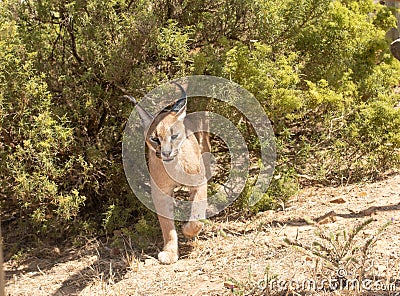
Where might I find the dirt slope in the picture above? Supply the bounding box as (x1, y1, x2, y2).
(5, 174, 400, 296)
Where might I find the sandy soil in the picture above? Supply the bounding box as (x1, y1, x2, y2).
(4, 173, 400, 296)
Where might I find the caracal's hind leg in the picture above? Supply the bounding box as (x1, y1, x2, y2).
(197, 130, 212, 180)
(152, 182, 178, 264)
(182, 183, 207, 238)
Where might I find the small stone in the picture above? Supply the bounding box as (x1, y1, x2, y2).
(357, 191, 368, 198)
(224, 281, 237, 289)
(144, 258, 156, 266)
(318, 216, 337, 225)
(329, 197, 346, 204)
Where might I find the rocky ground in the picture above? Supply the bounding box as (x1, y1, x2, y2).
(4, 173, 400, 295)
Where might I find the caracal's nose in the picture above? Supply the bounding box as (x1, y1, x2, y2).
(162, 151, 172, 158)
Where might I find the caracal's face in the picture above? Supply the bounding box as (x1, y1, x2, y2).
(146, 111, 186, 162)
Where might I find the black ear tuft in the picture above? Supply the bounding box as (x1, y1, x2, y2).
(171, 97, 187, 113)
(172, 81, 187, 100)
(122, 95, 138, 106)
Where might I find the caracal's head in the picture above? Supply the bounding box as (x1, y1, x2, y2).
(127, 82, 188, 163)
(146, 98, 187, 162)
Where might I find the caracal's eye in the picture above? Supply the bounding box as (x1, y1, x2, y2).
(171, 134, 179, 140)
(150, 136, 160, 144)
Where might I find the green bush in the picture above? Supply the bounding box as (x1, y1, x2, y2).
(0, 19, 84, 232)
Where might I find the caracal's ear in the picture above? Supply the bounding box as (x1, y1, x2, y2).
(171, 97, 187, 121)
(171, 81, 187, 121)
(123, 95, 154, 128)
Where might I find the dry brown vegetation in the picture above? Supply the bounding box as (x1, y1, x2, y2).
(4, 173, 400, 296)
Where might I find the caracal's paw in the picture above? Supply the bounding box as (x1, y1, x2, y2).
(182, 221, 204, 238)
(158, 250, 178, 264)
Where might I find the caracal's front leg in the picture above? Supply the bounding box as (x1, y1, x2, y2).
(151, 181, 178, 264)
(182, 183, 207, 238)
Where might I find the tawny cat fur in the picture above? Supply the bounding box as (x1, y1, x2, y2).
(129, 89, 210, 264)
